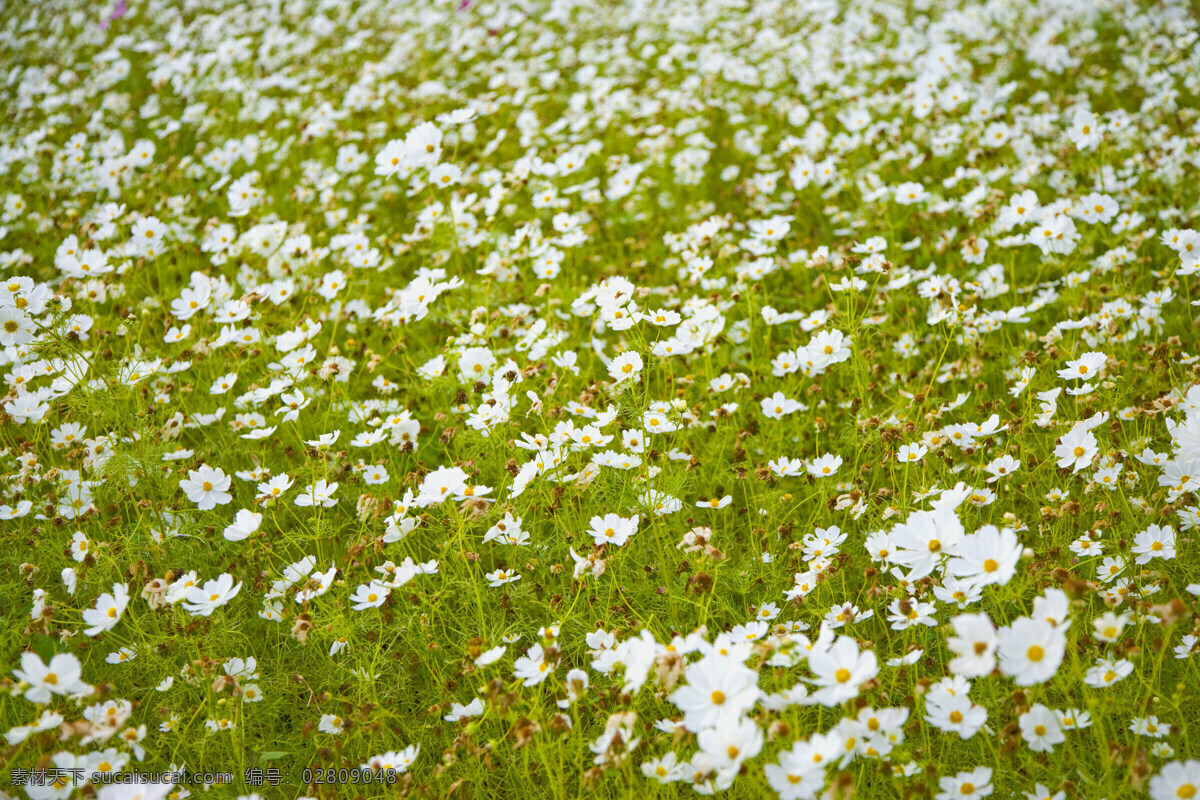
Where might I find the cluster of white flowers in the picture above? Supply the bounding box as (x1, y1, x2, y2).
(3, 0, 1200, 798)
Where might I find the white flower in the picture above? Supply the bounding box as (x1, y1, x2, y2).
(997, 617, 1065, 685)
(0, 306, 36, 347)
(70, 531, 91, 562)
(223, 509, 262, 542)
(443, 698, 485, 722)
(1066, 107, 1101, 149)
(669, 654, 760, 732)
(587, 513, 639, 546)
(513, 644, 555, 686)
(83, 583, 130, 636)
(1054, 427, 1097, 473)
(946, 613, 997, 678)
(350, 581, 391, 611)
(475, 645, 506, 666)
(807, 633, 879, 706)
(1132, 524, 1176, 564)
(894, 181, 927, 205)
(296, 479, 338, 508)
(486, 568, 521, 588)
(182, 574, 242, 617)
(1092, 611, 1129, 643)
(180, 465, 233, 510)
(429, 163, 462, 187)
(209, 372, 238, 394)
(13, 652, 92, 703)
(808, 453, 842, 478)
(608, 351, 644, 382)
(1019, 704, 1065, 753)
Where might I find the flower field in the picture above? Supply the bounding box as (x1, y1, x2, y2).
(2, 0, 1200, 798)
